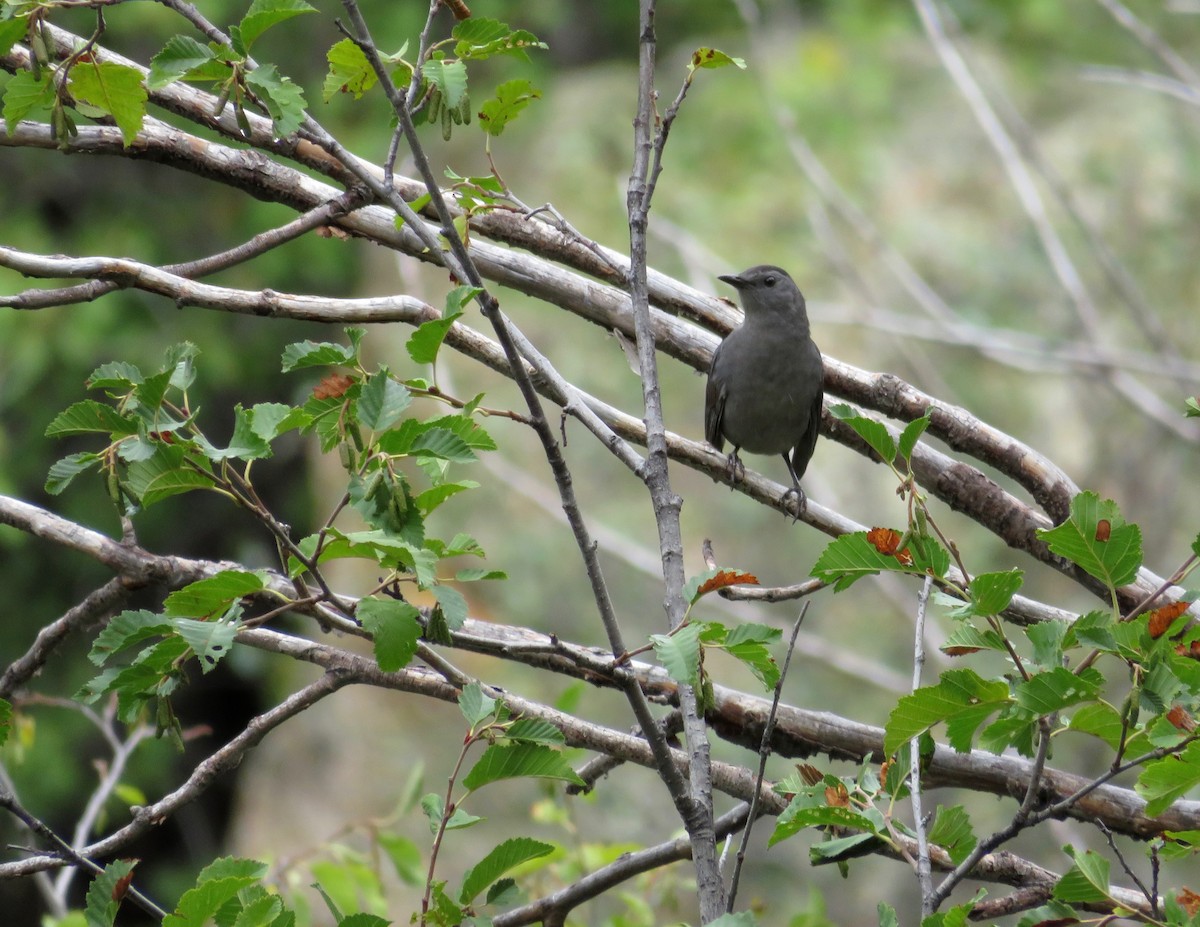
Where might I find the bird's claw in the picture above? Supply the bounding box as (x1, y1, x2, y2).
(725, 452, 745, 490)
(781, 486, 807, 522)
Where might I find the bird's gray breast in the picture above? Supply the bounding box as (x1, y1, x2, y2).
(710, 322, 821, 455)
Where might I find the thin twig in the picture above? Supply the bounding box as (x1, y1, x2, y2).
(726, 603, 809, 911)
(911, 575, 934, 915)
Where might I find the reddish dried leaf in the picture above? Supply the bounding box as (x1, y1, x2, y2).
(112, 863, 137, 901)
(697, 569, 759, 596)
(866, 527, 903, 555)
(444, 0, 472, 19)
(825, 782, 850, 807)
(312, 373, 355, 400)
(1094, 518, 1111, 542)
(1147, 601, 1189, 639)
(942, 645, 983, 657)
(1167, 704, 1197, 733)
(148, 431, 175, 444)
(878, 759, 891, 783)
(1176, 641, 1200, 660)
(796, 763, 823, 787)
(1026, 919, 1080, 927)
(1178, 888, 1200, 917)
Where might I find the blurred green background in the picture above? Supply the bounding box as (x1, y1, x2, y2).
(3, 0, 1200, 923)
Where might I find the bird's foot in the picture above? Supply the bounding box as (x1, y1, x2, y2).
(781, 486, 807, 522)
(726, 451, 745, 490)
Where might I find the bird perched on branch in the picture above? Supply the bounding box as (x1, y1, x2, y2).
(704, 265, 824, 517)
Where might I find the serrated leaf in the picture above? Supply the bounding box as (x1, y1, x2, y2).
(1136, 740, 1200, 817)
(432, 585, 468, 630)
(45, 452, 101, 495)
(85, 858, 138, 927)
(356, 372, 412, 431)
(1067, 703, 1125, 749)
(407, 305, 465, 365)
(415, 480, 478, 515)
(1026, 619, 1069, 669)
(248, 401, 306, 440)
(423, 59, 467, 108)
(651, 623, 701, 688)
(4, 70, 56, 133)
(884, 669, 1011, 755)
(208, 403, 272, 460)
(358, 598, 421, 673)
(459, 836, 554, 904)
(452, 18, 546, 62)
(455, 567, 506, 582)
(927, 805, 977, 866)
(811, 532, 916, 590)
(124, 446, 214, 506)
(898, 409, 933, 461)
(459, 681, 497, 727)
(939, 622, 1007, 656)
(173, 614, 239, 673)
(505, 718, 565, 745)
(324, 37, 376, 101)
(87, 360, 144, 391)
(769, 802, 880, 847)
(163, 570, 266, 618)
(0, 18, 28, 59)
(45, 400, 137, 437)
(89, 610, 174, 665)
(462, 743, 585, 791)
(238, 0, 315, 51)
(411, 427, 475, 463)
(946, 569, 1023, 618)
(1037, 491, 1142, 590)
(808, 832, 881, 864)
(1052, 847, 1111, 903)
(1013, 666, 1102, 715)
(688, 47, 746, 74)
(164, 858, 266, 927)
(478, 78, 541, 136)
(244, 64, 306, 137)
(69, 61, 147, 146)
(148, 35, 218, 89)
(829, 403, 896, 464)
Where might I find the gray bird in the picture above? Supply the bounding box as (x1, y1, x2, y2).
(704, 265, 824, 515)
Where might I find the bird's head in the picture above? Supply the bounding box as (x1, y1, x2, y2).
(718, 265, 805, 317)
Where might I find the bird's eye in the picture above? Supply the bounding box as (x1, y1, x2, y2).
(764, 275, 777, 287)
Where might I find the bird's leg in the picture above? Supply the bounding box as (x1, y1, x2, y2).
(780, 453, 807, 521)
(726, 448, 745, 490)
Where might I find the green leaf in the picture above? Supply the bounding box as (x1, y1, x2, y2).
(462, 743, 585, 791)
(897, 409, 933, 461)
(721, 622, 782, 690)
(4, 70, 56, 134)
(283, 338, 356, 372)
(245, 64, 306, 137)
(323, 37, 376, 101)
(651, 623, 701, 688)
(411, 427, 476, 463)
(356, 372, 412, 431)
(415, 480, 478, 515)
(1066, 703, 1124, 749)
(452, 18, 547, 62)
(939, 622, 1007, 656)
(45, 400, 137, 437)
(688, 47, 747, 75)
(809, 832, 881, 864)
(1136, 740, 1200, 817)
(1013, 667, 1103, 716)
(455, 567, 506, 582)
(358, 598, 421, 673)
(459, 681, 497, 727)
(87, 360, 144, 391)
(432, 585, 468, 631)
(148, 35, 219, 89)
(1025, 619, 1069, 669)
(811, 532, 914, 591)
(927, 805, 976, 866)
(238, 0, 316, 51)
(124, 446, 214, 506)
(1037, 491, 1142, 590)
(173, 614, 239, 673)
(1052, 847, 1111, 903)
(88, 610, 173, 665)
(248, 401, 306, 440)
(1187, 397, 1200, 418)
(878, 903, 900, 927)
(407, 289, 473, 365)
(0, 18, 28, 59)
(829, 403, 896, 464)
(68, 61, 147, 146)
(505, 718, 565, 746)
(946, 569, 1023, 618)
(164, 858, 267, 927)
(459, 836, 554, 904)
(884, 669, 1011, 755)
(45, 452, 101, 495)
(423, 59, 467, 109)
(478, 78, 541, 136)
(0, 699, 10, 748)
(769, 802, 880, 847)
(164, 571, 266, 618)
(85, 858, 138, 927)
(208, 404, 273, 460)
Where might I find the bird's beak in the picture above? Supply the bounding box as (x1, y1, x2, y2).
(718, 273, 746, 289)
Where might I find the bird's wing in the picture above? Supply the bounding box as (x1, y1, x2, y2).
(704, 349, 726, 452)
(790, 380, 825, 482)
